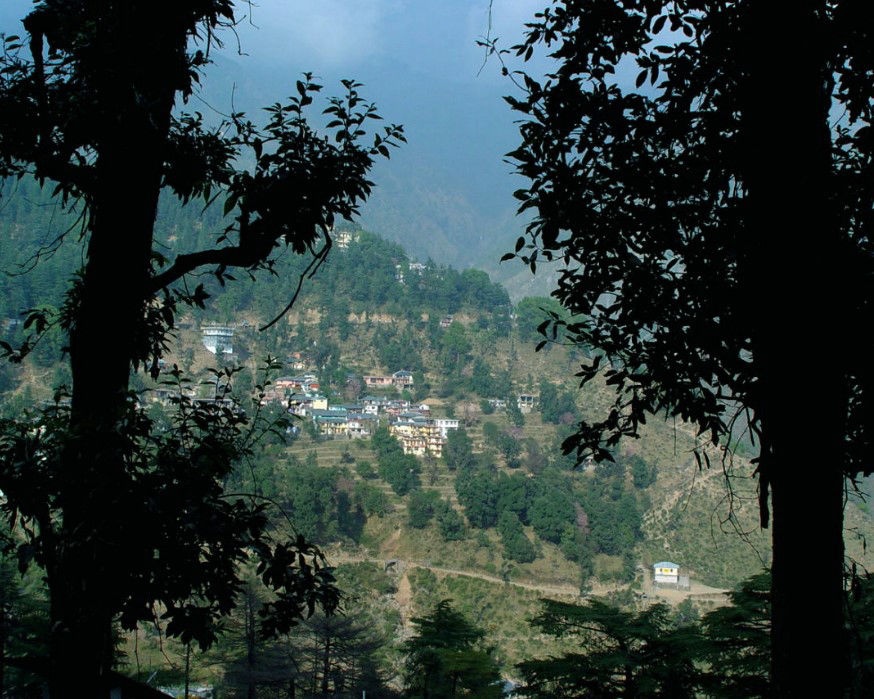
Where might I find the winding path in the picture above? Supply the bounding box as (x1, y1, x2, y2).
(327, 550, 583, 598)
(327, 549, 728, 603)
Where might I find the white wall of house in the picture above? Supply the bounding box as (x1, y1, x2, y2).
(653, 562, 680, 584)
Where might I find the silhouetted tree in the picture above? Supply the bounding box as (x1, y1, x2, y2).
(286, 609, 391, 698)
(516, 598, 700, 697)
(698, 571, 771, 697)
(0, 1, 401, 694)
(500, 2, 871, 692)
(0, 551, 50, 695)
(213, 573, 293, 699)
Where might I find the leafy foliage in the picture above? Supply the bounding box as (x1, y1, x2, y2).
(483, 422, 523, 467)
(516, 570, 874, 697)
(354, 481, 392, 518)
(435, 500, 467, 542)
(408, 489, 441, 529)
(499, 0, 870, 469)
(372, 425, 420, 496)
(629, 454, 657, 489)
(0, 550, 50, 693)
(517, 597, 701, 698)
(697, 571, 770, 697)
(497, 510, 536, 564)
(0, 372, 339, 651)
(403, 600, 502, 698)
(456, 467, 499, 530)
(0, 2, 403, 685)
(443, 427, 477, 472)
(498, 4, 874, 686)
(514, 297, 569, 345)
(214, 571, 394, 698)
(537, 378, 578, 426)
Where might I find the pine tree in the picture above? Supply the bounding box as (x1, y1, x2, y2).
(403, 600, 502, 698)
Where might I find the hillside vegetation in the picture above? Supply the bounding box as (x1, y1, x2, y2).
(2, 184, 872, 689)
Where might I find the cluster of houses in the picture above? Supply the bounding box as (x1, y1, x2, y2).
(258, 370, 460, 456)
(486, 394, 538, 414)
(387, 412, 460, 458)
(201, 325, 312, 366)
(262, 374, 322, 403)
(335, 229, 360, 249)
(1, 317, 23, 334)
(363, 370, 414, 388)
(147, 386, 240, 416)
(394, 260, 427, 284)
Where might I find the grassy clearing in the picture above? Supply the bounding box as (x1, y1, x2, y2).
(406, 566, 582, 673)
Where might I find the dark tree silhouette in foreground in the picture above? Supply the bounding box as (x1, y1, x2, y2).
(517, 598, 701, 697)
(516, 574, 772, 697)
(497, 1, 871, 695)
(0, 1, 401, 695)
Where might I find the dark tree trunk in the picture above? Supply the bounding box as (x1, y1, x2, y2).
(744, 2, 848, 695)
(45, 7, 181, 695)
(0, 596, 6, 695)
(185, 644, 191, 699)
(48, 125, 162, 698)
(321, 637, 331, 696)
(247, 593, 257, 699)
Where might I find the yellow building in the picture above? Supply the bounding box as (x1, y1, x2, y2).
(390, 417, 444, 457)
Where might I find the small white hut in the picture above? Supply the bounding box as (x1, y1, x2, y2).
(653, 561, 680, 585)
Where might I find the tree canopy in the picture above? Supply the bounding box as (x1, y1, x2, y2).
(403, 599, 502, 698)
(518, 597, 701, 698)
(500, 1, 872, 692)
(0, 1, 401, 693)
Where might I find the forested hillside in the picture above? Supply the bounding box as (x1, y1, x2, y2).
(2, 177, 872, 694)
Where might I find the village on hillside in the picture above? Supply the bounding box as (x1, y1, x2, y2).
(256, 367, 536, 459)
(141, 322, 541, 461)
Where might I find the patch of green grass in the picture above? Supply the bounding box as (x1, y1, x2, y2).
(406, 568, 577, 671)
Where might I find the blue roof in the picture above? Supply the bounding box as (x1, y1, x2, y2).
(654, 561, 679, 569)
(311, 409, 347, 418)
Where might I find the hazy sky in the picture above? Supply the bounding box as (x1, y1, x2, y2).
(0, 2, 556, 267)
(0, 1, 541, 87)
(233, 1, 541, 79)
(0, 0, 543, 181)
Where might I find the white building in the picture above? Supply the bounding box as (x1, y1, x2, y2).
(336, 230, 359, 249)
(434, 418, 460, 439)
(201, 325, 234, 355)
(653, 561, 680, 585)
(517, 393, 537, 414)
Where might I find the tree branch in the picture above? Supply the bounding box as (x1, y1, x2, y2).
(259, 240, 330, 331)
(147, 242, 266, 294)
(147, 236, 331, 333)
